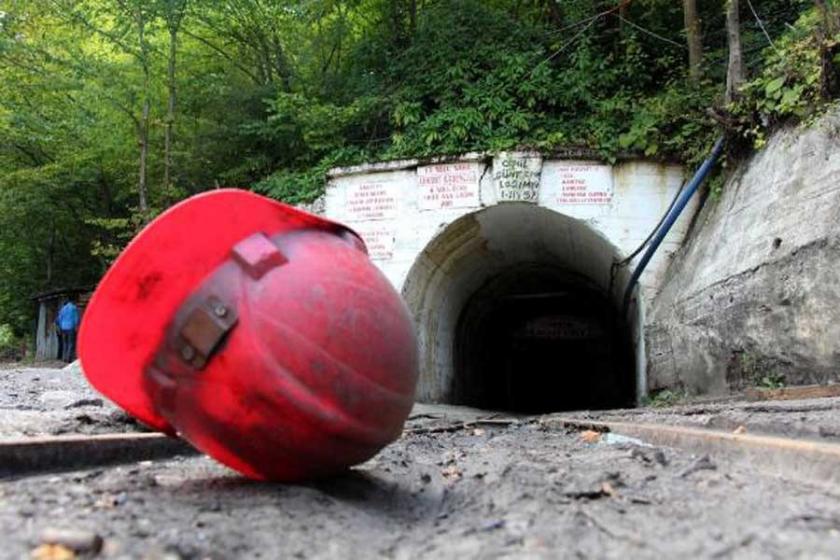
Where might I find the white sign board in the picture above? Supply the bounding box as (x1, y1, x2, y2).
(353, 223, 396, 261)
(553, 164, 613, 205)
(493, 153, 542, 203)
(345, 179, 399, 221)
(417, 162, 481, 210)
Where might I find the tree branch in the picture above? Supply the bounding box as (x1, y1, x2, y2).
(180, 28, 262, 83)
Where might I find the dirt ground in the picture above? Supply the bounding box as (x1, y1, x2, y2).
(2, 367, 840, 559)
(0, 365, 143, 438)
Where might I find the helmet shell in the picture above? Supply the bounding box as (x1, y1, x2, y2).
(79, 190, 418, 480)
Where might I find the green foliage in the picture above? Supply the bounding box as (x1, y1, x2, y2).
(755, 371, 786, 390)
(0, 324, 15, 349)
(740, 352, 787, 389)
(643, 388, 689, 408)
(86, 211, 157, 266)
(251, 0, 728, 180)
(0, 0, 833, 336)
(253, 146, 370, 203)
(0, 322, 23, 362)
(380, 4, 553, 156)
(730, 7, 840, 148)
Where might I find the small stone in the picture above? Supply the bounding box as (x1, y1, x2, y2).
(679, 455, 717, 478)
(62, 360, 83, 374)
(65, 399, 104, 409)
(630, 496, 653, 505)
(39, 391, 82, 410)
(479, 519, 506, 532)
(653, 449, 668, 466)
(39, 528, 103, 555)
(30, 544, 76, 560)
(94, 492, 125, 509)
(441, 465, 463, 481)
(600, 481, 617, 497)
(141, 549, 182, 560)
(580, 430, 602, 444)
(602, 433, 647, 446)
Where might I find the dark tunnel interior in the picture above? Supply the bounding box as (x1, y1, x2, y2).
(452, 264, 636, 413)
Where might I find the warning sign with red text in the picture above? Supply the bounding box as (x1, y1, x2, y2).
(554, 164, 613, 205)
(346, 180, 399, 221)
(417, 162, 482, 211)
(353, 224, 396, 261)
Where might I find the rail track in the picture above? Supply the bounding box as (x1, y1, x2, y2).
(0, 432, 196, 478)
(4, 407, 840, 489)
(544, 416, 840, 490)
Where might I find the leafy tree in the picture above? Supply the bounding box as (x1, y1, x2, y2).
(0, 0, 832, 343)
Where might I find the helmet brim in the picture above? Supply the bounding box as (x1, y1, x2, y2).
(78, 189, 352, 432)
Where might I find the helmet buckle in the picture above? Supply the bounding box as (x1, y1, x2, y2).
(175, 295, 238, 369)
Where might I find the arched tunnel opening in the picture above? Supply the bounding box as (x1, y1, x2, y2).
(453, 265, 634, 413)
(402, 203, 641, 414)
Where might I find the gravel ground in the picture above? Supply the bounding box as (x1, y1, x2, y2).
(0, 365, 143, 438)
(4, 364, 839, 442)
(2, 366, 840, 558)
(1, 411, 840, 559)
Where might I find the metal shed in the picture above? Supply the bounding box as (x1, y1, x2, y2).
(33, 287, 92, 360)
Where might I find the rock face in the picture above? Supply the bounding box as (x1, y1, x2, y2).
(647, 110, 840, 394)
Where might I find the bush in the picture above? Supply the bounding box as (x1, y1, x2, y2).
(0, 323, 22, 361)
(730, 8, 840, 149)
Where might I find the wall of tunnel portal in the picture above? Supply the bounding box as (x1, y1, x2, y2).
(324, 153, 693, 411)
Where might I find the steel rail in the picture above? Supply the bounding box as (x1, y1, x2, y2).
(6, 414, 840, 489)
(547, 416, 840, 490)
(0, 432, 197, 479)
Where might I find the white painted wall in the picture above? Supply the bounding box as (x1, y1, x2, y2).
(326, 153, 688, 305)
(324, 152, 690, 402)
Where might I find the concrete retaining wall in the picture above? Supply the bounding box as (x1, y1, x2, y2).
(647, 111, 840, 394)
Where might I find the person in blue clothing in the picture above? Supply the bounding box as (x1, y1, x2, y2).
(55, 298, 80, 363)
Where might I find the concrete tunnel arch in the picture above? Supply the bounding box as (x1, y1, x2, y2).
(401, 203, 640, 413)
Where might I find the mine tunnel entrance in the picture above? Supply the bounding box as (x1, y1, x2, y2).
(453, 266, 634, 413)
(402, 204, 640, 413)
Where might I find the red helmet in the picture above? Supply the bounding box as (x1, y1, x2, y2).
(78, 189, 418, 481)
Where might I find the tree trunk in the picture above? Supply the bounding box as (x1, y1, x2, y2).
(725, 0, 745, 103)
(814, 0, 839, 35)
(138, 98, 150, 214)
(409, 0, 417, 36)
(165, 25, 177, 199)
(45, 222, 55, 285)
(683, 0, 703, 82)
(815, 0, 840, 98)
(136, 6, 150, 214)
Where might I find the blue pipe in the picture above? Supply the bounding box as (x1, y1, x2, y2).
(621, 136, 725, 316)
